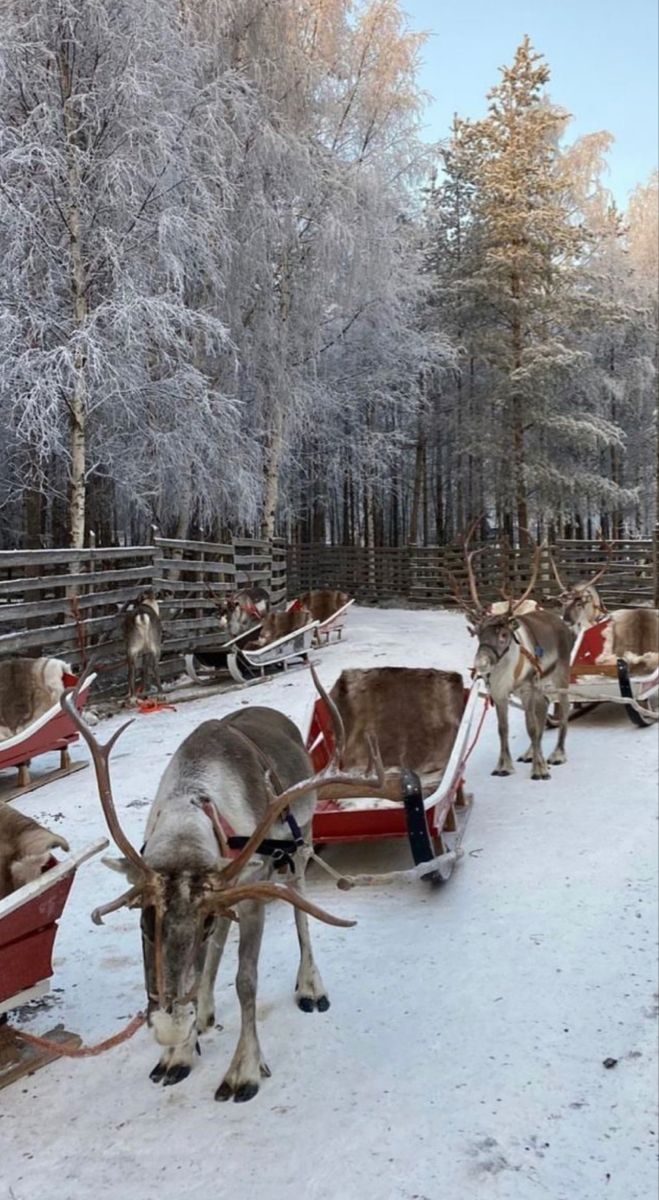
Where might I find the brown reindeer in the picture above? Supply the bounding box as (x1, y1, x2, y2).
(455, 531, 573, 780)
(121, 591, 163, 702)
(209, 586, 270, 639)
(551, 550, 658, 670)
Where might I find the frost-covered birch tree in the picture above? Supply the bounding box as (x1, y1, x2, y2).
(0, 0, 244, 546)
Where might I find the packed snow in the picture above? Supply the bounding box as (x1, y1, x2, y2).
(1, 606, 657, 1200)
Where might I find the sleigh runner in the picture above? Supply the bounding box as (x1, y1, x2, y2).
(306, 667, 488, 885)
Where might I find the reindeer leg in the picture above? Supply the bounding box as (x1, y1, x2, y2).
(548, 674, 569, 766)
(492, 700, 515, 775)
(197, 917, 231, 1033)
(126, 656, 136, 704)
(152, 654, 164, 701)
(527, 690, 550, 781)
(215, 901, 270, 1103)
(291, 850, 330, 1013)
(142, 652, 151, 697)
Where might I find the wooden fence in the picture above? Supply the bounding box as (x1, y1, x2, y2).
(0, 536, 287, 690)
(287, 534, 659, 609)
(0, 532, 656, 691)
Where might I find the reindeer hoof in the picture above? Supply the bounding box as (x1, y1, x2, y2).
(163, 1063, 191, 1087)
(491, 768, 512, 777)
(531, 772, 550, 781)
(150, 1060, 167, 1083)
(215, 1079, 260, 1103)
(298, 993, 331, 1012)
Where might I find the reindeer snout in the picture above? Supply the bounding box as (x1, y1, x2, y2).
(474, 649, 494, 678)
(151, 1003, 196, 1047)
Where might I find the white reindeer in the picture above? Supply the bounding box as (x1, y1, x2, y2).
(62, 668, 383, 1102)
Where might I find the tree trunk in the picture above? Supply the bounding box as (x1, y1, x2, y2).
(60, 34, 88, 549)
(261, 402, 284, 539)
(510, 283, 528, 546)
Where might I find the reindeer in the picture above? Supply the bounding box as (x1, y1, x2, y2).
(60, 668, 383, 1101)
(549, 548, 611, 633)
(121, 591, 163, 702)
(456, 534, 574, 780)
(210, 586, 270, 639)
(551, 550, 658, 670)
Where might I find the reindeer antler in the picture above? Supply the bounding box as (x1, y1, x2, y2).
(204, 881, 355, 928)
(583, 540, 613, 590)
(60, 667, 149, 877)
(549, 551, 568, 593)
(511, 538, 545, 615)
(463, 514, 486, 614)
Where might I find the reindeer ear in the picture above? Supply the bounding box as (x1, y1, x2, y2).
(101, 855, 143, 885)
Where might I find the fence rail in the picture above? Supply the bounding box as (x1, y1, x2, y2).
(287, 535, 658, 609)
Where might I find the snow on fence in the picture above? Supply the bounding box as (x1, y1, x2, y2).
(287, 534, 659, 609)
(0, 536, 287, 689)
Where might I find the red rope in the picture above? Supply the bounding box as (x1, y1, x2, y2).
(11, 1012, 146, 1058)
(460, 694, 491, 770)
(137, 699, 177, 715)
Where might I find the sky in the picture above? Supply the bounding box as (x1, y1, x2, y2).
(404, 0, 658, 208)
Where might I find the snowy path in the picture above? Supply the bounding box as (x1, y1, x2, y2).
(1, 607, 657, 1200)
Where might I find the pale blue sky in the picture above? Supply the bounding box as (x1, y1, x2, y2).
(404, 0, 658, 207)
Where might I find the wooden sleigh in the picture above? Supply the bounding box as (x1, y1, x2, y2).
(0, 672, 96, 802)
(184, 620, 320, 687)
(306, 668, 488, 886)
(0, 837, 107, 1087)
(561, 617, 658, 728)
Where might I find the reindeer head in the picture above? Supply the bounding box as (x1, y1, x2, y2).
(60, 668, 382, 1047)
(549, 546, 611, 633)
(448, 521, 544, 680)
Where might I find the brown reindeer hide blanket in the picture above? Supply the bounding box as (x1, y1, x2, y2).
(598, 609, 659, 673)
(0, 806, 69, 900)
(329, 668, 465, 788)
(0, 657, 71, 742)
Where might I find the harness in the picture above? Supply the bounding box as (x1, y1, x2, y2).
(199, 724, 308, 873)
(479, 626, 553, 683)
(512, 635, 554, 680)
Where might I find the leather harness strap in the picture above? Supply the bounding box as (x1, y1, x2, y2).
(514, 641, 554, 681)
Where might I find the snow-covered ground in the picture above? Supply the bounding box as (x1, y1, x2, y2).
(1, 606, 657, 1200)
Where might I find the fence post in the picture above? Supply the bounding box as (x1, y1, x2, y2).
(648, 523, 652, 609)
(654, 524, 659, 609)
